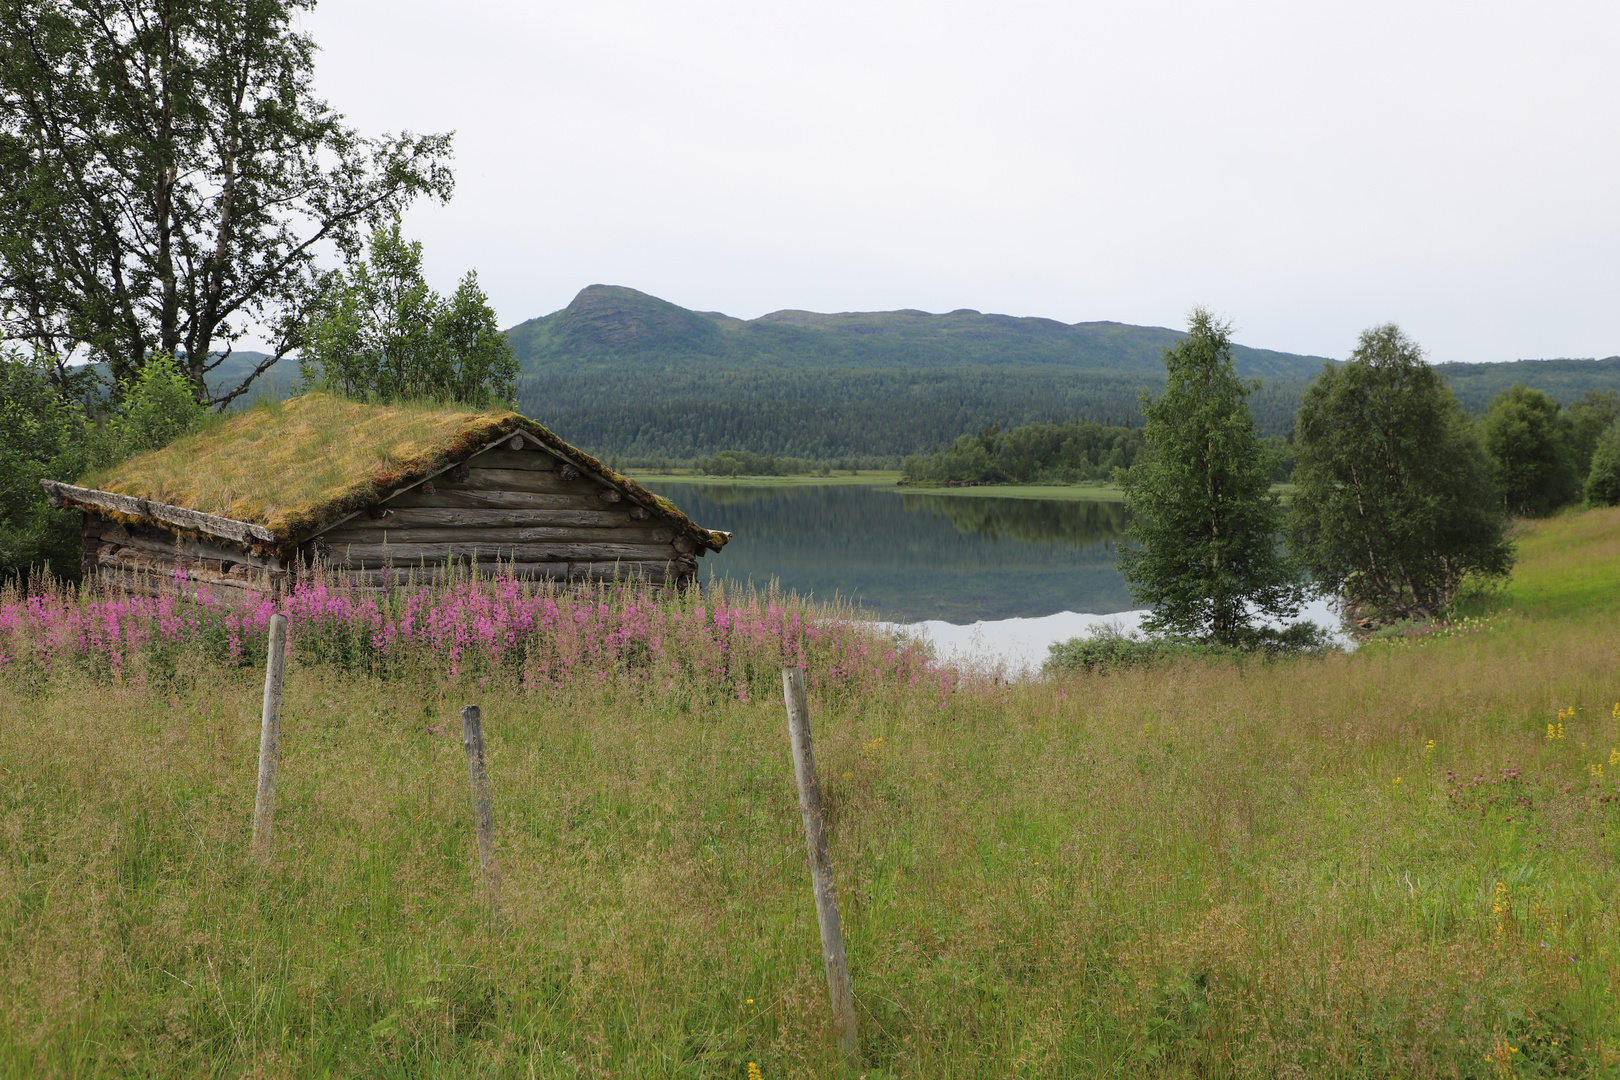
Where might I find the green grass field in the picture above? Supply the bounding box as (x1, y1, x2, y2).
(2, 510, 1619, 1077)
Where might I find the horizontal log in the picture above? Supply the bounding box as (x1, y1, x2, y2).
(466, 448, 561, 471)
(332, 541, 681, 568)
(97, 546, 281, 587)
(325, 507, 660, 531)
(386, 489, 602, 511)
(98, 518, 281, 568)
(342, 563, 573, 587)
(322, 525, 677, 546)
(92, 566, 270, 599)
(42, 480, 277, 545)
(450, 468, 589, 494)
(570, 561, 691, 583)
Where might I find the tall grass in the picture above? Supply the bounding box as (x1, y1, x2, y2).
(1, 545, 1618, 1076)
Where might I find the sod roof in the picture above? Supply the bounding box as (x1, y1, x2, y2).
(70, 394, 728, 552)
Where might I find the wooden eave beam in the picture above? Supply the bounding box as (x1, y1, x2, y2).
(41, 480, 278, 551)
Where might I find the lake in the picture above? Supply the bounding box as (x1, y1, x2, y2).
(644, 482, 1133, 624)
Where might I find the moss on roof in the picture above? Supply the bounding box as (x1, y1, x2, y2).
(78, 394, 729, 551)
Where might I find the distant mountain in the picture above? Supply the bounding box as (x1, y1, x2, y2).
(79, 351, 296, 405)
(507, 285, 1620, 462)
(506, 286, 1342, 460)
(507, 284, 1332, 380)
(1435, 356, 1620, 413)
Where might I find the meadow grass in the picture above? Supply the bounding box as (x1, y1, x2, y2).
(1, 518, 1619, 1077)
(1493, 505, 1620, 619)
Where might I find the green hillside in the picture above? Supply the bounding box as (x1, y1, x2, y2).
(509, 285, 1620, 461)
(508, 285, 1331, 458)
(1435, 356, 1620, 413)
(507, 284, 1329, 378)
(168, 287, 1620, 464)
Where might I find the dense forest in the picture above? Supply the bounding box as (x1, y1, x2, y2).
(507, 286, 1620, 465)
(901, 421, 1148, 484)
(201, 287, 1620, 468)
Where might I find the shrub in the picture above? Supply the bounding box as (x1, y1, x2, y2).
(1584, 420, 1620, 506)
(103, 353, 209, 461)
(1044, 621, 1336, 674)
(0, 356, 89, 582)
(1044, 627, 1229, 673)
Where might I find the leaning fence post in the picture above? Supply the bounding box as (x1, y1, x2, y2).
(251, 613, 287, 862)
(781, 666, 859, 1068)
(460, 705, 503, 922)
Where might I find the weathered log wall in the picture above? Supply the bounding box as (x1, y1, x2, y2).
(314, 441, 701, 584)
(81, 515, 285, 597)
(75, 437, 707, 593)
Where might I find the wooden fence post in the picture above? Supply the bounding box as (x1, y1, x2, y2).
(781, 666, 859, 1068)
(251, 613, 287, 862)
(460, 705, 503, 922)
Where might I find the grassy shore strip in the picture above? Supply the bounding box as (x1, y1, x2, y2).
(631, 473, 1297, 503)
(0, 509, 1617, 1076)
(633, 471, 1129, 501)
(630, 470, 904, 487)
(892, 482, 1124, 502)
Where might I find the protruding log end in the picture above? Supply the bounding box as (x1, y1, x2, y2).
(555, 464, 580, 481)
(508, 434, 525, 451)
(598, 489, 622, 503)
(450, 463, 471, 483)
(628, 506, 650, 521)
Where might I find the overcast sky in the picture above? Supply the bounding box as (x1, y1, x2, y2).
(299, 0, 1618, 364)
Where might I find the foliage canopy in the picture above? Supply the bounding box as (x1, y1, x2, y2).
(1584, 420, 1620, 507)
(1117, 309, 1301, 646)
(299, 222, 516, 406)
(1288, 324, 1512, 622)
(1481, 384, 1579, 516)
(0, 0, 453, 405)
(0, 355, 86, 579)
(901, 420, 1147, 485)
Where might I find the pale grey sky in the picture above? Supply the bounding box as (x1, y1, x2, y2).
(301, 0, 1618, 363)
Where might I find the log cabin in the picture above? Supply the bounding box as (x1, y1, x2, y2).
(41, 393, 729, 596)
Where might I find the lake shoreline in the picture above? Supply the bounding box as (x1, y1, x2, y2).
(632, 472, 1129, 501)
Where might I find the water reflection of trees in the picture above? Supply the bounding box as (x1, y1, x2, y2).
(645, 483, 1135, 620)
(901, 494, 1128, 548)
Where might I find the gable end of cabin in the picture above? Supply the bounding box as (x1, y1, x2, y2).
(305, 433, 704, 585)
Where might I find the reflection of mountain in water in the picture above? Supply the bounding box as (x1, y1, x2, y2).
(902, 494, 1128, 547)
(647, 483, 1133, 623)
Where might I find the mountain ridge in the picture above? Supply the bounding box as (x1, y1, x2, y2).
(182, 286, 1620, 464)
(505, 284, 1337, 380)
(504, 285, 1620, 462)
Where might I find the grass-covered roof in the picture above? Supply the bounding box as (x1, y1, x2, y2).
(75, 394, 728, 550)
